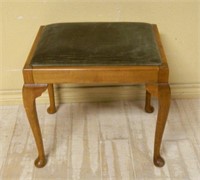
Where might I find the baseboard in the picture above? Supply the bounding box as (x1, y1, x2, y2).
(0, 84, 200, 105)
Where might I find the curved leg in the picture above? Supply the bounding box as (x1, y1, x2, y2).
(47, 84, 56, 114)
(145, 90, 154, 113)
(23, 84, 48, 168)
(154, 84, 171, 167)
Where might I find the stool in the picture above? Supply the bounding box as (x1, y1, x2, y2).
(22, 22, 171, 168)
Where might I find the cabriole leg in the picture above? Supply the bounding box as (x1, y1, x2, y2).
(145, 90, 154, 113)
(22, 84, 48, 168)
(154, 84, 171, 167)
(47, 84, 56, 114)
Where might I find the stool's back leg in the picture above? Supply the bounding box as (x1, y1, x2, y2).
(47, 84, 56, 114)
(145, 84, 158, 113)
(22, 84, 48, 168)
(145, 90, 154, 113)
(154, 84, 171, 167)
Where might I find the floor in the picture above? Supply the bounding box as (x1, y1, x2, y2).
(0, 99, 200, 180)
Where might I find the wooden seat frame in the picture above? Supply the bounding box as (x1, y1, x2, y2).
(22, 24, 171, 168)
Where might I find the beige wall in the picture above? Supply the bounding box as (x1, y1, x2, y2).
(0, 0, 200, 104)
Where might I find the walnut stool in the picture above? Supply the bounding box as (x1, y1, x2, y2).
(22, 22, 171, 168)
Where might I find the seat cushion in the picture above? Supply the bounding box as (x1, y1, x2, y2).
(31, 22, 162, 66)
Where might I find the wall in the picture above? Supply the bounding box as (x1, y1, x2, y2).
(0, 0, 200, 104)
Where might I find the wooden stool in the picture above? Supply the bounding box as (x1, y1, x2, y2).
(22, 22, 171, 168)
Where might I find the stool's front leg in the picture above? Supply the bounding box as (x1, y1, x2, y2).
(154, 84, 171, 167)
(23, 84, 48, 168)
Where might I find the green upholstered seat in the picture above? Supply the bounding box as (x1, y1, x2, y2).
(31, 22, 162, 67)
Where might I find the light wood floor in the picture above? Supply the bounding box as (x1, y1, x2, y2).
(0, 99, 200, 180)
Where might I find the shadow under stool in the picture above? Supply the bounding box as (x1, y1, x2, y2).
(22, 22, 171, 168)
